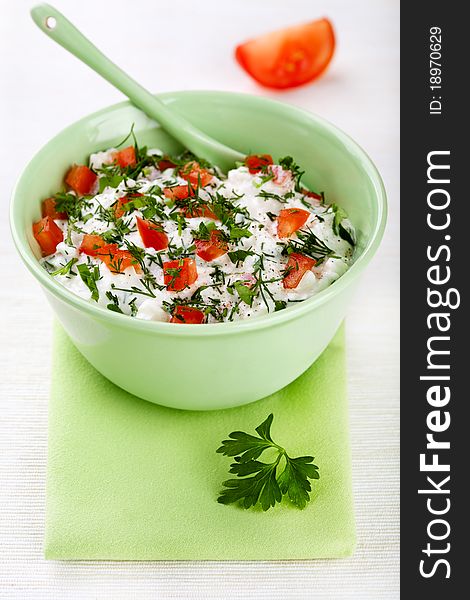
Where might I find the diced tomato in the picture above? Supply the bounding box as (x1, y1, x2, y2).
(65, 165, 97, 196)
(79, 234, 140, 273)
(179, 161, 213, 187)
(181, 204, 219, 220)
(79, 234, 107, 256)
(283, 252, 316, 289)
(97, 245, 141, 274)
(163, 185, 218, 219)
(163, 185, 195, 202)
(112, 146, 136, 168)
(277, 208, 310, 238)
(195, 230, 228, 261)
(42, 197, 67, 220)
(136, 217, 168, 251)
(163, 258, 198, 291)
(32, 216, 63, 256)
(114, 196, 131, 219)
(158, 157, 176, 171)
(114, 193, 143, 218)
(301, 188, 323, 201)
(245, 154, 273, 174)
(235, 18, 335, 90)
(170, 305, 205, 324)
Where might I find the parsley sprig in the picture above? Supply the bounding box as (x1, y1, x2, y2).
(217, 414, 319, 511)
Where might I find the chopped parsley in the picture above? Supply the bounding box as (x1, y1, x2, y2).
(77, 262, 100, 301)
(286, 227, 338, 265)
(50, 258, 78, 277)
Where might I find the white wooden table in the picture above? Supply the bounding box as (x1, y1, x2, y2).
(0, 0, 399, 597)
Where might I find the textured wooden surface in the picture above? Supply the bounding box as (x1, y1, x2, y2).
(0, 0, 399, 597)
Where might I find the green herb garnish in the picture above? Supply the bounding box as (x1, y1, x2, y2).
(278, 156, 305, 191)
(233, 281, 257, 306)
(54, 192, 91, 220)
(227, 249, 254, 265)
(217, 414, 319, 511)
(105, 291, 123, 313)
(286, 227, 338, 265)
(330, 204, 355, 246)
(50, 258, 78, 277)
(229, 225, 252, 241)
(77, 262, 100, 301)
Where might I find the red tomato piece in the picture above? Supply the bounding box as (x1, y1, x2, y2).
(283, 252, 316, 289)
(32, 216, 63, 256)
(65, 165, 97, 196)
(112, 146, 136, 168)
(170, 305, 205, 324)
(235, 18, 335, 90)
(158, 157, 176, 171)
(195, 230, 228, 261)
(163, 258, 198, 291)
(97, 244, 142, 274)
(179, 161, 213, 187)
(301, 188, 323, 201)
(79, 234, 107, 256)
(114, 196, 131, 219)
(245, 154, 273, 174)
(136, 216, 169, 251)
(42, 197, 67, 220)
(79, 234, 141, 273)
(114, 193, 143, 219)
(163, 186, 218, 219)
(163, 185, 195, 202)
(277, 208, 310, 238)
(181, 204, 219, 220)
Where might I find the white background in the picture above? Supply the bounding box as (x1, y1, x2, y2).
(0, 0, 399, 598)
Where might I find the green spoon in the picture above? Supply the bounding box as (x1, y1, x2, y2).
(31, 3, 245, 171)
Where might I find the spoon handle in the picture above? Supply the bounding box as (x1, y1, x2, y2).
(31, 3, 244, 169)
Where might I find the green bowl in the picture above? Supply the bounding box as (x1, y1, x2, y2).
(10, 91, 387, 410)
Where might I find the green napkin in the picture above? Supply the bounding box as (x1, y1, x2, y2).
(45, 324, 355, 560)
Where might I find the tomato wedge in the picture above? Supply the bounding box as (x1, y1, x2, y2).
(79, 234, 140, 273)
(277, 208, 310, 238)
(195, 230, 228, 261)
(245, 154, 273, 174)
(301, 188, 323, 201)
(42, 198, 67, 220)
(283, 252, 316, 289)
(163, 258, 198, 291)
(114, 193, 143, 218)
(112, 146, 136, 168)
(182, 204, 219, 220)
(136, 217, 168, 251)
(32, 216, 63, 256)
(79, 234, 107, 256)
(170, 305, 205, 324)
(163, 185, 195, 202)
(98, 245, 141, 274)
(99, 244, 140, 273)
(114, 196, 131, 219)
(158, 157, 176, 171)
(235, 18, 335, 89)
(179, 161, 213, 187)
(164, 185, 218, 219)
(65, 165, 97, 196)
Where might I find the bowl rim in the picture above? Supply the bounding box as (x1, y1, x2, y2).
(10, 90, 387, 336)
